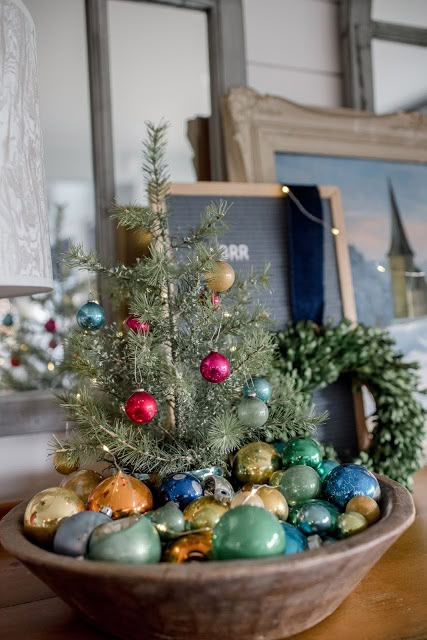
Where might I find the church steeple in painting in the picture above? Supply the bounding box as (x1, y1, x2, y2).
(388, 181, 414, 258)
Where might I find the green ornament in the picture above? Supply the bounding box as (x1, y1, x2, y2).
(282, 437, 321, 469)
(150, 502, 186, 540)
(87, 515, 161, 564)
(294, 499, 340, 536)
(336, 512, 368, 539)
(316, 459, 339, 482)
(278, 465, 321, 507)
(212, 505, 285, 560)
(237, 396, 269, 428)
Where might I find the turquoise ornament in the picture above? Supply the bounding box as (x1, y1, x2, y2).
(212, 505, 285, 560)
(192, 466, 224, 482)
(316, 459, 339, 482)
(243, 377, 272, 402)
(87, 515, 161, 564)
(281, 522, 308, 554)
(282, 437, 321, 469)
(2, 313, 14, 327)
(160, 472, 203, 509)
(237, 396, 269, 428)
(53, 511, 110, 557)
(278, 465, 321, 507)
(77, 301, 105, 331)
(150, 502, 186, 540)
(294, 499, 340, 536)
(323, 463, 381, 509)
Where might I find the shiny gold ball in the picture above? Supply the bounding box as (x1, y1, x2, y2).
(87, 471, 153, 519)
(336, 511, 369, 538)
(205, 261, 235, 292)
(60, 469, 103, 504)
(183, 496, 228, 530)
(24, 487, 85, 547)
(230, 489, 265, 509)
(162, 531, 212, 563)
(255, 485, 289, 521)
(53, 452, 80, 475)
(233, 442, 280, 485)
(345, 496, 380, 525)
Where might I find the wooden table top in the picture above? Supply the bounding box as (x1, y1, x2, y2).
(1, 468, 427, 640)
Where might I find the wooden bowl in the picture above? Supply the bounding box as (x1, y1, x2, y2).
(0, 475, 415, 640)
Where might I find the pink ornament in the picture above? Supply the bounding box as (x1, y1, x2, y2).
(200, 351, 231, 383)
(125, 315, 150, 334)
(44, 318, 56, 333)
(124, 390, 157, 424)
(199, 290, 220, 310)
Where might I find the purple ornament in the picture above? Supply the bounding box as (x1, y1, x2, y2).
(200, 351, 231, 383)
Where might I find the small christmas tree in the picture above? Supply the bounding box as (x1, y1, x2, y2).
(53, 123, 322, 476)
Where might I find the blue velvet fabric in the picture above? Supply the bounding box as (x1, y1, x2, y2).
(286, 185, 324, 323)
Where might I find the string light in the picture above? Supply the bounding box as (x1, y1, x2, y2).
(377, 265, 386, 273)
(282, 185, 340, 236)
(377, 263, 425, 278)
(47, 361, 55, 371)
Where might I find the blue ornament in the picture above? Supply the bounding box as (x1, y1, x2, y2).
(77, 301, 105, 331)
(323, 463, 381, 509)
(2, 313, 14, 327)
(53, 510, 111, 557)
(294, 499, 340, 536)
(160, 472, 203, 509)
(316, 459, 339, 482)
(281, 522, 308, 555)
(243, 377, 272, 402)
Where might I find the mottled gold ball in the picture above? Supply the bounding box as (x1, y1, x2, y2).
(205, 261, 235, 292)
(163, 531, 212, 563)
(183, 496, 228, 530)
(53, 452, 80, 475)
(269, 470, 285, 487)
(233, 442, 280, 485)
(230, 489, 264, 509)
(87, 471, 153, 519)
(345, 496, 380, 525)
(255, 485, 289, 521)
(336, 511, 369, 538)
(60, 469, 103, 503)
(24, 487, 85, 547)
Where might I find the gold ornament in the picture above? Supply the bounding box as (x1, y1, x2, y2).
(87, 470, 153, 519)
(269, 470, 285, 487)
(345, 496, 380, 525)
(60, 469, 103, 503)
(24, 487, 85, 547)
(183, 496, 228, 530)
(125, 228, 154, 264)
(53, 452, 80, 475)
(336, 512, 369, 538)
(233, 442, 280, 485)
(205, 261, 235, 292)
(163, 531, 212, 563)
(230, 489, 264, 509)
(254, 485, 289, 521)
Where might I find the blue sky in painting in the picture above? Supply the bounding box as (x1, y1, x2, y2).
(276, 154, 427, 263)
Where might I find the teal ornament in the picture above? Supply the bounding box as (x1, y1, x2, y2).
(192, 466, 224, 482)
(281, 522, 308, 554)
(160, 472, 203, 509)
(243, 377, 272, 402)
(287, 505, 301, 525)
(151, 502, 186, 540)
(316, 459, 339, 482)
(212, 505, 285, 560)
(77, 301, 105, 331)
(323, 463, 381, 509)
(237, 396, 269, 428)
(273, 441, 286, 456)
(87, 515, 161, 564)
(278, 465, 321, 507)
(53, 511, 111, 557)
(282, 437, 321, 469)
(294, 499, 340, 536)
(2, 313, 14, 327)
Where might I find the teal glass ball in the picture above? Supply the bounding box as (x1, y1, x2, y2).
(212, 505, 285, 560)
(243, 377, 272, 402)
(294, 499, 340, 536)
(278, 465, 321, 507)
(77, 301, 105, 331)
(282, 437, 321, 469)
(237, 396, 269, 428)
(315, 459, 339, 482)
(87, 515, 161, 564)
(281, 522, 308, 554)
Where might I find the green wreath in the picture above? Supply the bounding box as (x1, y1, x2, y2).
(274, 321, 426, 489)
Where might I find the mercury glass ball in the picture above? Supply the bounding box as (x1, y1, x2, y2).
(282, 437, 321, 469)
(278, 465, 321, 507)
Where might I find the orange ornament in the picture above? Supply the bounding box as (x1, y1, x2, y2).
(87, 471, 153, 519)
(163, 531, 212, 563)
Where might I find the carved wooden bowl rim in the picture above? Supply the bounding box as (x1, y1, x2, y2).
(0, 474, 415, 581)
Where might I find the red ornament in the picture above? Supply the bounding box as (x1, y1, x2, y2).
(49, 339, 58, 349)
(200, 351, 231, 383)
(124, 390, 157, 424)
(44, 318, 56, 333)
(125, 315, 150, 334)
(10, 356, 20, 367)
(199, 290, 220, 309)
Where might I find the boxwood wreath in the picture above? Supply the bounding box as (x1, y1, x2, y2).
(274, 321, 426, 489)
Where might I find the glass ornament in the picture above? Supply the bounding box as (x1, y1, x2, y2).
(255, 485, 289, 521)
(53, 511, 111, 557)
(243, 376, 272, 402)
(202, 474, 234, 504)
(124, 390, 157, 424)
(184, 496, 229, 530)
(200, 351, 230, 383)
(150, 502, 186, 540)
(294, 499, 340, 536)
(160, 472, 203, 509)
(281, 522, 308, 554)
(24, 487, 85, 547)
(282, 437, 321, 469)
(237, 396, 269, 428)
(87, 471, 153, 519)
(163, 531, 212, 563)
(125, 315, 150, 333)
(87, 515, 161, 564)
(205, 260, 235, 292)
(315, 459, 339, 482)
(345, 495, 380, 525)
(53, 452, 80, 475)
(278, 465, 321, 507)
(323, 463, 381, 509)
(76, 300, 105, 331)
(336, 512, 369, 538)
(233, 442, 280, 485)
(60, 469, 103, 503)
